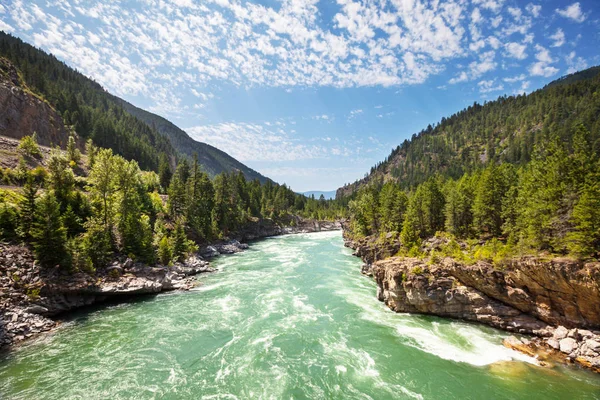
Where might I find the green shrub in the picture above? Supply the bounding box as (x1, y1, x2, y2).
(17, 135, 42, 158)
(411, 265, 424, 275)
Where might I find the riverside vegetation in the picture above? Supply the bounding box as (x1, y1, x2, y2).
(341, 65, 600, 373)
(0, 36, 343, 349)
(1, 28, 600, 384)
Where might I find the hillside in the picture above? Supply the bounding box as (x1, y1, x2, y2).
(0, 32, 265, 181)
(337, 66, 600, 199)
(116, 98, 267, 182)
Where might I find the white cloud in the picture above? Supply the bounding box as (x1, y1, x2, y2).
(187, 122, 327, 162)
(503, 74, 526, 83)
(556, 3, 586, 23)
(347, 109, 363, 120)
(504, 42, 528, 60)
(529, 45, 558, 77)
(525, 4, 541, 18)
(566, 51, 587, 74)
(478, 79, 503, 93)
(549, 28, 565, 47)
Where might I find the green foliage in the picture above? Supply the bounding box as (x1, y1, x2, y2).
(348, 123, 600, 260)
(17, 134, 41, 159)
(17, 177, 38, 240)
(66, 134, 81, 164)
(567, 180, 600, 257)
(47, 149, 75, 208)
(31, 193, 69, 268)
(0, 199, 18, 240)
(85, 138, 97, 169)
(157, 235, 172, 266)
(81, 216, 113, 268)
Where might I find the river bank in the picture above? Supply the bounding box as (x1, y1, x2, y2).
(0, 218, 341, 350)
(343, 231, 600, 373)
(3, 230, 599, 399)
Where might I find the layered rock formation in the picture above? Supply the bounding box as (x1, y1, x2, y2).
(0, 58, 69, 147)
(345, 234, 600, 372)
(0, 243, 213, 349)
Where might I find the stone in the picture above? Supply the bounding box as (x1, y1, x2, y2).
(24, 305, 48, 314)
(553, 326, 569, 340)
(547, 338, 560, 350)
(123, 258, 134, 269)
(559, 338, 578, 354)
(585, 339, 600, 353)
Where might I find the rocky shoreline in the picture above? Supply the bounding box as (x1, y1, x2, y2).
(1, 219, 341, 351)
(344, 232, 600, 373)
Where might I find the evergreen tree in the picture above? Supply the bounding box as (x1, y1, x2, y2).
(17, 177, 38, 240)
(158, 153, 172, 191)
(66, 134, 81, 164)
(31, 193, 68, 268)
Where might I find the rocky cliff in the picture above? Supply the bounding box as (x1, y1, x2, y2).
(0, 58, 69, 147)
(345, 234, 600, 372)
(0, 243, 213, 349)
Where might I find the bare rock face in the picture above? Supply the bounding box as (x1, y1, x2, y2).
(0, 244, 214, 349)
(444, 257, 600, 329)
(344, 233, 401, 265)
(372, 257, 547, 334)
(0, 57, 69, 147)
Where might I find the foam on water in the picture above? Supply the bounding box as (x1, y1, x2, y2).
(1, 231, 598, 399)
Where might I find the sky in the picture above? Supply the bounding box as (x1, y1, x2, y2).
(1, 0, 599, 192)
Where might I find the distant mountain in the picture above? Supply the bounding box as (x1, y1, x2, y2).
(301, 191, 336, 200)
(0, 32, 268, 181)
(337, 65, 600, 198)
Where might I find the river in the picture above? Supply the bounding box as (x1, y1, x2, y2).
(1, 231, 599, 399)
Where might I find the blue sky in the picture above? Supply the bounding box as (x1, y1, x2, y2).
(1, 0, 599, 192)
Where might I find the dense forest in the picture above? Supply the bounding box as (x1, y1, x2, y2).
(0, 133, 343, 271)
(0, 35, 343, 272)
(346, 66, 600, 261)
(338, 66, 600, 196)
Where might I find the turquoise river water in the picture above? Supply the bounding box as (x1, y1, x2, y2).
(1, 231, 600, 399)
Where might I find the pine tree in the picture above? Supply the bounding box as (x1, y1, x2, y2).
(31, 193, 68, 268)
(158, 154, 172, 191)
(566, 181, 600, 257)
(17, 176, 38, 240)
(66, 133, 81, 164)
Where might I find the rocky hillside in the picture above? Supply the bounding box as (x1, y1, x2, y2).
(0, 32, 266, 179)
(0, 58, 69, 148)
(345, 234, 600, 372)
(337, 65, 600, 198)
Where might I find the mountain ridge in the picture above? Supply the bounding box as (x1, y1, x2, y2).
(337, 65, 600, 199)
(0, 31, 266, 181)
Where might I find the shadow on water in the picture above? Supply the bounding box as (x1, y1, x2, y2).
(53, 292, 163, 326)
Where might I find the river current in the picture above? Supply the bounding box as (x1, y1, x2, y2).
(1, 231, 599, 399)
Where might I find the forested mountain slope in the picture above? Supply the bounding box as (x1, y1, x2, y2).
(337, 66, 600, 198)
(0, 32, 265, 181)
(117, 99, 267, 182)
(343, 66, 600, 260)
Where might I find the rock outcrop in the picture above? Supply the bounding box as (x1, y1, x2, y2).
(371, 257, 548, 334)
(503, 326, 600, 372)
(345, 232, 600, 373)
(0, 243, 213, 349)
(0, 58, 69, 147)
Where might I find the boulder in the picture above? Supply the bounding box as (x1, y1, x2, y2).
(553, 326, 569, 340)
(547, 338, 560, 350)
(24, 305, 48, 315)
(559, 338, 578, 354)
